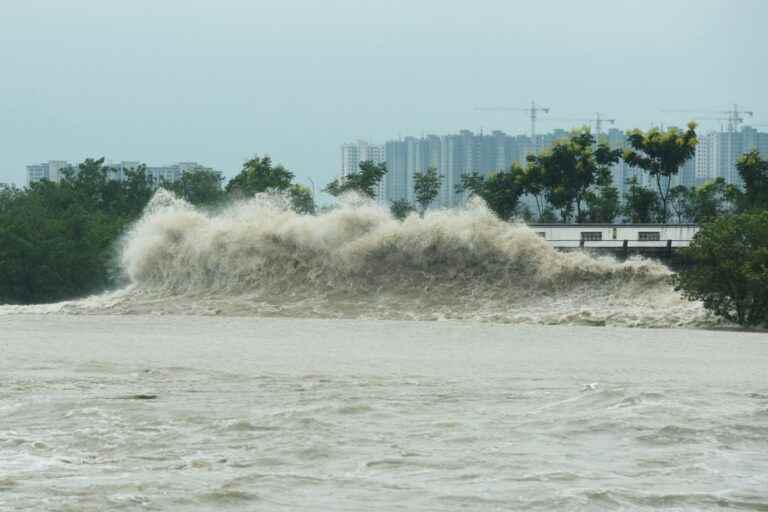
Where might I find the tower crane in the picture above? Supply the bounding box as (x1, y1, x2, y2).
(475, 100, 550, 153)
(684, 117, 736, 131)
(541, 112, 616, 135)
(660, 104, 754, 133)
(661, 106, 757, 184)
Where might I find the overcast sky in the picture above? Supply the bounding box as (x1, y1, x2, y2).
(1, 0, 765, 191)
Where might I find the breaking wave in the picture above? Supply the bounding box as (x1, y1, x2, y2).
(2, 190, 712, 327)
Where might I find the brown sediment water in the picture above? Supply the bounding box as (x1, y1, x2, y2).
(1, 316, 766, 511)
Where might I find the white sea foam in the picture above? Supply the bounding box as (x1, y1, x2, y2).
(1, 190, 712, 327)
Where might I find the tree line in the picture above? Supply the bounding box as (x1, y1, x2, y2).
(0, 156, 314, 304)
(331, 124, 767, 227)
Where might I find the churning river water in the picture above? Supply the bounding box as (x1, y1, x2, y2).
(2, 316, 767, 511)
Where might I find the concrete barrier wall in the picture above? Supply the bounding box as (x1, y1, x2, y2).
(528, 224, 699, 248)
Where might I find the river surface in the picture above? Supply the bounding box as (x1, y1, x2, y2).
(2, 315, 767, 511)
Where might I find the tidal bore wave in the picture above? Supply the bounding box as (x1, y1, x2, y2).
(3, 190, 712, 327)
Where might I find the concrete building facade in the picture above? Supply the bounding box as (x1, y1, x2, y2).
(382, 128, 573, 208)
(26, 161, 72, 184)
(26, 160, 212, 186)
(340, 140, 386, 199)
(342, 125, 768, 210)
(694, 126, 768, 187)
(340, 141, 385, 178)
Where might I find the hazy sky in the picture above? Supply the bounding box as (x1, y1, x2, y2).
(1, 0, 765, 191)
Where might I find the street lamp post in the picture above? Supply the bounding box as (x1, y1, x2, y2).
(306, 177, 316, 199)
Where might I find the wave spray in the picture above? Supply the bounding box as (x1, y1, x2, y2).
(72, 190, 703, 327)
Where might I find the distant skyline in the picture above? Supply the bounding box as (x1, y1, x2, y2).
(2, 0, 766, 199)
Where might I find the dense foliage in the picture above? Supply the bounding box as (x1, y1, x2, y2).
(457, 166, 525, 221)
(324, 161, 387, 199)
(390, 198, 416, 220)
(673, 212, 768, 327)
(584, 182, 621, 223)
(525, 130, 622, 222)
(162, 167, 226, 206)
(623, 122, 698, 222)
(0, 159, 154, 304)
(225, 155, 315, 214)
(622, 177, 660, 223)
(0, 155, 315, 304)
(226, 156, 294, 196)
(732, 150, 768, 212)
(413, 167, 442, 216)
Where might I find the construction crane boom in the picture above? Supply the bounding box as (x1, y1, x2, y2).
(661, 104, 754, 132)
(475, 100, 550, 153)
(541, 112, 616, 135)
(662, 105, 758, 182)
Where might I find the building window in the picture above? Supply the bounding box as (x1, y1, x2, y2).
(581, 232, 602, 242)
(639, 231, 661, 241)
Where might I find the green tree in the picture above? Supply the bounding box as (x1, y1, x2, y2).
(669, 185, 693, 223)
(0, 183, 16, 213)
(163, 167, 225, 206)
(518, 160, 548, 218)
(60, 158, 109, 211)
(390, 198, 416, 220)
(0, 158, 146, 304)
(226, 156, 294, 196)
(688, 178, 733, 223)
(58, 159, 156, 218)
(519, 204, 534, 222)
(537, 207, 558, 223)
(119, 166, 156, 217)
(584, 182, 620, 223)
(733, 150, 768, 212)
(669, 179, 734, 224)
(457, 165, 525, 221)
(622, 177, 659, 223)
(0, 152, 321, 305)
(413, 167, 441, 215)
(623, 122, 698, 222)
(674, 212, 768, 327)
(224, 155, 314, 214)
(324, 160, 387, 199)
(526, 129, 621, 223)
(288, 184, 316, 214)
(456, 172, 484, 197)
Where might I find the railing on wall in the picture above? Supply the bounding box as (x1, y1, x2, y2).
(543, 239, 690, 256)
(528, 224, 698, 256)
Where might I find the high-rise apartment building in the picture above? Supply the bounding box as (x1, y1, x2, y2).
(147, 162, 213, 184)
(340, 140, 386, 199)
(741, 126, 768, 156)
(694, 126, 768, 187)
(342, 125, 768, 210)
(604, 129, 641, 195)
(694, 135, 714, 184)
(382, 129, 570, 208)
(340, 141, 385, 177)
(26, 161, 72, 184)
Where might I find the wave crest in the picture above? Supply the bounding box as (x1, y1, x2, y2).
(0, 191, 709, 326)
(95, 191, 706, 327)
